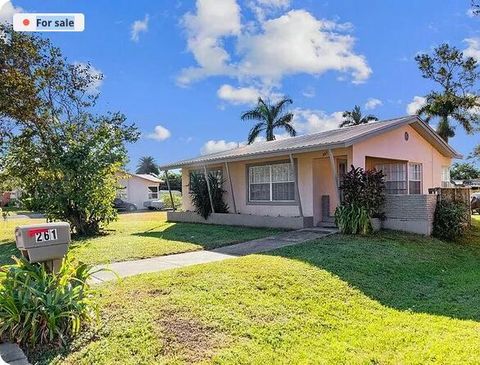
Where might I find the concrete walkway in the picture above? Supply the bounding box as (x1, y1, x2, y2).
(91, 228, 337, 283)
(0, 343, 30, 365)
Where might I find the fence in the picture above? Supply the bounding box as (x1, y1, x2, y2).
(428, 187, 471, 225)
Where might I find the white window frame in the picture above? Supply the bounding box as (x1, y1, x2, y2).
(248, 162, 296, 203)
(148, 186, 159, 200)
(408, 163, 423, 194)
(375, 162, 408, 195)
(441, 166, 451, 187)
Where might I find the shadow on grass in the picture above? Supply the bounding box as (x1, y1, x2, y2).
(267, 226, 480, 322)
(133, 222, 282, 250)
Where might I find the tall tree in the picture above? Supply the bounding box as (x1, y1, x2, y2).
(414, 43, 480, 142)
(136, 156, 159, 175)
(241, 97, 296, 144)
(0, 25, 139, 235)
(340, 105, 378, 128)
(450, 162, 480, 180)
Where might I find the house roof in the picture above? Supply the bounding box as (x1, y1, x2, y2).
(134, 174, 163, 183)
(159, 115, 462, 170)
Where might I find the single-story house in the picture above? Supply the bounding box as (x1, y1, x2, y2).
(117, 173, 163, 209)
(159, 116, 462, 234)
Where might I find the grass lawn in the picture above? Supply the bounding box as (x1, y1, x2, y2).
(0, 212, 282, 266)
(38, 216, 480, 364)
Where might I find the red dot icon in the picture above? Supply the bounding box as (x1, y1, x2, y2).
(22, 19, 30, 26)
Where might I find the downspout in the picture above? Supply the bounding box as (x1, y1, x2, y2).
(289, 154, 303, 217)
(225, 162, 237, 213)
(203, 165, 215, 214)
(328, 149, 341, 204)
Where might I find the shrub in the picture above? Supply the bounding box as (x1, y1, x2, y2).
(341, 166, 386, 216)
(161, 193, 182, 209)
(0, 256, 100, 349)
(335, 166, 386, 235)
(189, 172, 229, 219)
(335, 204, 371, 235)
(433, 200, 469, 240)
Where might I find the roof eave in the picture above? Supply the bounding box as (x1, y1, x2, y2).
(159, 142, 348, 170)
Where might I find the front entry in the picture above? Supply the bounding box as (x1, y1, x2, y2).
(313, 155, 348, 226)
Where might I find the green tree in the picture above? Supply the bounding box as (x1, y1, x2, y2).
(0, 25, 139, 235)
(414, 44, 480, 142)
(450, 162, 480, 180)
(136, 156, 159, 175)
(340, 105, 378, 128)
(241, 97, 296, 144)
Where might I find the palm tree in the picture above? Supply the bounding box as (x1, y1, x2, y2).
(136, 156, 159, 175)
(414, 44, 480, 142)
(241, 97, 296, 144)
(340, 105, 378, 128)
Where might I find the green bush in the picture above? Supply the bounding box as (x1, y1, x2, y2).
(433, 200, 469, 241)
(189, 172, 228, 219)
(335, 166, 386, 234)
(341, 166, 386, 216)
(161, 193, 182, 209)
(335, 204, 371, 235)
(0, 256, 100, 349)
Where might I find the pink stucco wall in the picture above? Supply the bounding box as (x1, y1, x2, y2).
(180, 124, 452, 224)
(352, 124, 451, 193)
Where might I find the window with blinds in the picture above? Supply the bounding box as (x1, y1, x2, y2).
(408, 163, 422, 194)
(249, 163, 295, 202)
(441, 166, 451, 187)
(375, 163, 407, 194)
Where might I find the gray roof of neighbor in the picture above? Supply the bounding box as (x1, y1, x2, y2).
(159, 115, 462, 169)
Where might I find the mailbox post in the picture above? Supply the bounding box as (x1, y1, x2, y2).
(15, 222, 71, 272)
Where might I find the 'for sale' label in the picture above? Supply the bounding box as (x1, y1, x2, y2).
(13, 13, 85, 32)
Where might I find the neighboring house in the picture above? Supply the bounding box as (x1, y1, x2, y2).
(159, 116, 461, 233)
(117, 173, 163, 209)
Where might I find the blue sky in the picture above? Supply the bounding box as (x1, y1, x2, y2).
(2, 0, 480, 171)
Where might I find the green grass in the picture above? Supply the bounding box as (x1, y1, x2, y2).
(38, 217, 480, 364)
(0, 212, 282, 266)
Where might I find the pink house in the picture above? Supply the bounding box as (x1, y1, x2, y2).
(160, 116, 461, 234)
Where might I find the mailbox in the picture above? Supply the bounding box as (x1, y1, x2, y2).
(15, 222, 71, 264)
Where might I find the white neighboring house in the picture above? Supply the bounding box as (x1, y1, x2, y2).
(117, 173, 163, 210)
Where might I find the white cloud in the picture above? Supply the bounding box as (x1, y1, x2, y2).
(365, 98, 382, 110)
(291, 108, 343, 134)
(179, 3, 371, 86)
(131, 14, 149, 42)
(179, 0, 241, 84)
(74, 62, 103, 94)
(406, 96, 426, 115)
(0, 1, 22, 24)
(217, 84, 261, 105)
(201, 139, 240, 154)
(146, 125, 171, 141)
(464, 38, 480, 61)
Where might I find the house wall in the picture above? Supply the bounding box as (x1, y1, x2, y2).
(382, 194, 437, 235)
(118, 176, 159, 209)
(180, 148, 352, 223)
(352, 124, 452, 193)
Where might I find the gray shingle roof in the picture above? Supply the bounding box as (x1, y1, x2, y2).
(159, 116, 461, 169)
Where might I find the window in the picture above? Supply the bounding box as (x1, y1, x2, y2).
(441, 166, 451, 187)
(148, 186, 159, 199)
(249, 162, 295, 202)
(408, 163, 422, 194)
(375, 163, 407, 194)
